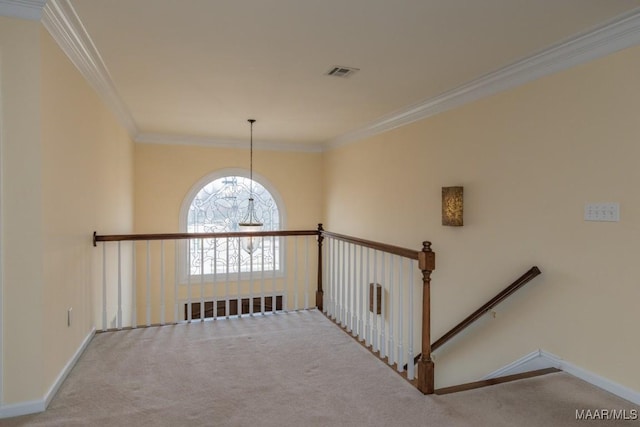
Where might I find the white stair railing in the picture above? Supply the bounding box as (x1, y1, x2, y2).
(94, 230, 319, 330)
(320, 231, 432, 384)
(94, 226, 436, 394)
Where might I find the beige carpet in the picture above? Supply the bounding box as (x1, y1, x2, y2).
(4, 310, 638, 426)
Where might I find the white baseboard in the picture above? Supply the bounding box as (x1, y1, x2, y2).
(44, 327, 95, 408)
(560, 357, 640, 406)
(483, 349, 640, 405)
(481, 349, 561, 379)
(0, 327, 95, 419)
(0, 399, 46, 419)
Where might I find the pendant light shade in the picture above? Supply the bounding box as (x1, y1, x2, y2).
(239, 119, 263, 253)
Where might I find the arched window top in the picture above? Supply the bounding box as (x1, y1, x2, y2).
(180, 168, 285, 277)
(181, 168, 285, 233)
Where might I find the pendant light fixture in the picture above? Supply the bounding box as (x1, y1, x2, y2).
(239, 119, 263, 253)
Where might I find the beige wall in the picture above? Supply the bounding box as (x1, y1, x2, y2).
(0, 17, 44, 404)
(323, 45, 640, 390)
(0, 18, 134, 405)
(40, 27, 134, 396)
(134, 144, 322, 233)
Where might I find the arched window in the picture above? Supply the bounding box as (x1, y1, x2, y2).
(181, 169, 284, 278)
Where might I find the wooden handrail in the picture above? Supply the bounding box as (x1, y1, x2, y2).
(405, 266, 541, 369)
(320, 230, 419, 260)
(432, 266, 541, 352)
(96, 229, 422, 260)
(93, 229, 319, 246)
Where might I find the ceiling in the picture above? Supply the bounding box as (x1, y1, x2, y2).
(50, 1, 640, 149)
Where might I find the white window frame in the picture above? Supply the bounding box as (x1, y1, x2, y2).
(178, 168, 287, 284)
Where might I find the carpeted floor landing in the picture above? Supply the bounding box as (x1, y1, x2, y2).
(3, 309, 638, 426)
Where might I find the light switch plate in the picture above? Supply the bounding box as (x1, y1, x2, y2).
(584, 203, 619, 222)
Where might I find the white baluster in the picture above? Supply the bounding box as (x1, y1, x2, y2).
(117, 241, 122, 330)
(330, 238, 335, 318)
(329, 238, 334, 318)
(373, 250, 378, 352)
(388, 255, 395, 367)
(160, 240, 165, 325)
(102, 243, 107, 331)
(146, 240, 152, 326)
(237, 237, 242, 318)
(249, 242, 254, 317)
(337, 239, 342, 323)
(380, 252, 386, 359)
(344, 243, 353, 331)
(304, 235, 310, 310)
(199, 239, 205, 321)
(351, 243, 357, 336)
(341, 240, 346, 326)
(186, 240, 192, 323)
(272, 235, 277, 314)
(213, 238, 217, 319)
(323, 237, 328, 315)
(293, 236, 298, 311)
(359, 245, 364, 341)
(132, 241, 137, 328)
(174, 240, 179, 323)
(365, 247, 371, 347)
(260, 236, 265, 315)
(282, 237, 288, 312)
(397, 258, 405, 373)
(407, 263, 415, 380)
(226, 237, 230, 318)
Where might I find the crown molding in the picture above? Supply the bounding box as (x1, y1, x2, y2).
(136, 133, 324, 153)
(0, 0, 46, 20)
(326, 7, 640, 149)
(37, 0, 640, 152)
(41, 0, 138, 136)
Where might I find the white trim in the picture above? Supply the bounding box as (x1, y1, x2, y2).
(0, 0, 46, 20)
(41, 0, 138, 136)
(481, 349, 561, 380)
(0, 327, 95, 418)
(326, 7, 640, 149)
(0, 399, 46, 419)
(136, 133, 324, 153)
(44, 327, 95, 408)
(560, 356, 640, 406)
(482, 349, 640, 405)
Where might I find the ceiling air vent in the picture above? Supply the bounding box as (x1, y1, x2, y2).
(326, 66, 359, 78)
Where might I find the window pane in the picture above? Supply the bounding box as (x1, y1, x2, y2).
(187, 176, 280, 275)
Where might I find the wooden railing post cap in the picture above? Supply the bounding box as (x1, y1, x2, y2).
(419, 241, 435, 271)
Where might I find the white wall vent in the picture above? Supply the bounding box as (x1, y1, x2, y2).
(326, 66, 359, 78)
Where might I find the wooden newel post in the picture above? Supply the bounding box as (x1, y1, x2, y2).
(316, 223, 324, 311)
(417, 241, 435, 394)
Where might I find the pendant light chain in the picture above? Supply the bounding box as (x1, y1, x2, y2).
(239, 119, 262, 228)
(249, 119, 255, 197)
